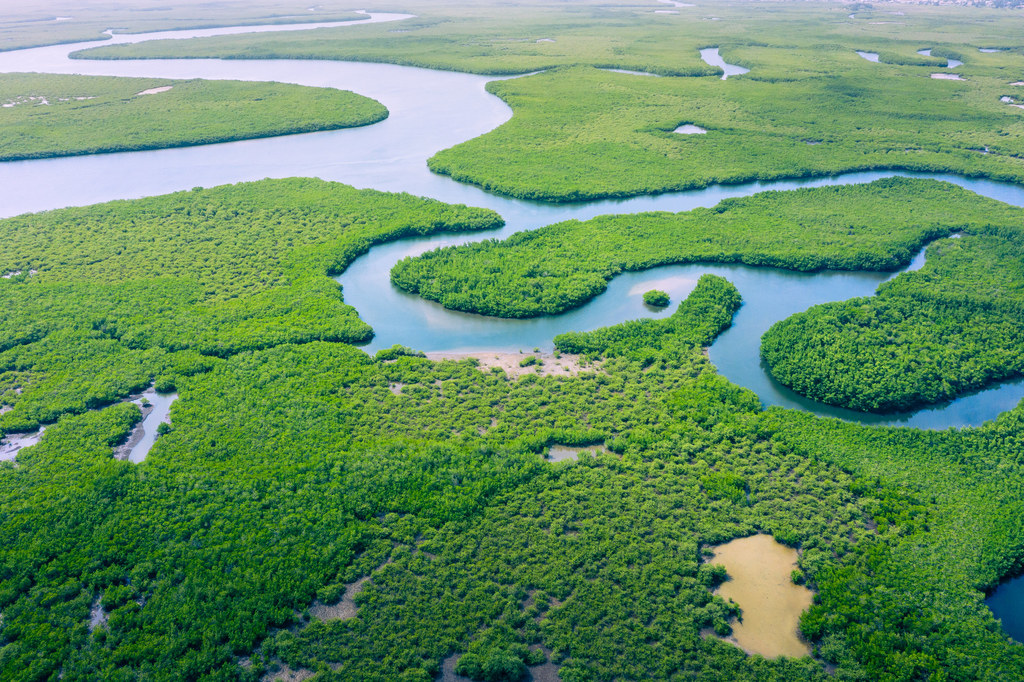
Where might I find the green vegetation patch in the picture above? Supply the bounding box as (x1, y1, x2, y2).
(0, 178, 500, 433)
(643, 289, 670, 307)
(762, 228, 1024, 412)
(0, 73, 387, 161)
(392, 178, 1021, 317)
(71, 1, 720, 76)
(426, 63, 1024, 201)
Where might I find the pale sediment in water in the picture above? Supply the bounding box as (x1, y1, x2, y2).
(980, 48, 1003, 53)
(628, 275, 699, 301)
(674, 124, 707, 134)
(709, 534, 813, 658)
(856, 51, 879, 62)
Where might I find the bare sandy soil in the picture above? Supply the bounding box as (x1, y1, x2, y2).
(135, 86, 173, 95)
(424, 351, 601, 379)
(309, 576, 369, 621)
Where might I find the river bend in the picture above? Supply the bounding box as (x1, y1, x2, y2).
(0, 17, 1023, 429)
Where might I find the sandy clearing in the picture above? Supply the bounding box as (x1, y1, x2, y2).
(425, 351, 601, 378)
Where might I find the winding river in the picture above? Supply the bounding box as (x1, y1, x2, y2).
(0, 14, 1023, 434)
(0, 8, 1022, 645)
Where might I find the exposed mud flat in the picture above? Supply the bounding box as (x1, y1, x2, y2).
(261, 665, 314, 682)
(114, 398, 155, 460)
(425, 351, 600, 378)
(117, 388, 177, 463)
(931, 73, 965, 80)
(2, 95, 94, 108)
(309, 576, 369, 621)
(709, 534, 813, 658)
(0, 426, 45, 462)
(548, 444, 607, 462)
(88, 597, 108, 631)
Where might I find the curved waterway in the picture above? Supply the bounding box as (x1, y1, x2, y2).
(699, 47, 750, 79)
(0, 19, 1023, 430)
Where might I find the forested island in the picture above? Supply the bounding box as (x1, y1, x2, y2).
(0, 73, 387, 161)
(1, 2, 1024, 681)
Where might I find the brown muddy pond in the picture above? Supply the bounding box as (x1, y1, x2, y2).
(709, 534, 813, 658)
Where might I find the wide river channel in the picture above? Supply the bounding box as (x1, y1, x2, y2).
(0, 9, 1021, 643)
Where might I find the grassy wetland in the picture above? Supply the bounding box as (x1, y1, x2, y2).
(1, 1, 1024, 681)
(0, 0, 365, 52)
(0, 73, 387, 161)
(77, 0, 1024, 200)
